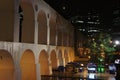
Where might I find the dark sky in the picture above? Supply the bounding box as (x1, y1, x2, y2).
(44, 0, 119, 30)
(44, 0, 114, 19)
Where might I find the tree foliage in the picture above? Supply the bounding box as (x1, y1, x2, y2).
(89, 32, 116, 63)
(90, 32, 116, 54)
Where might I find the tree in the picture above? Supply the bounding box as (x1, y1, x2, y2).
(89, 32, 116, 63)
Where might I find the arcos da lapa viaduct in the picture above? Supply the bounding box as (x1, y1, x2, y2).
(0, 0, 75, 80)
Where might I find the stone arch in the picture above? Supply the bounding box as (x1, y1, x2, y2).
(37, 10, 47, 44)
(20, 49, 36, 80)
(0, 49, 14, 80)
(20, 1, 35, 43)
(64, 49, 69, 65)
(39, 50, 49, 75)
(50, 50, 57, 69)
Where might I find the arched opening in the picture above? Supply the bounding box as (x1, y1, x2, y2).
(69, 48, 75, 62)
(0, 49, 14, 80)
(49, 15, 57, 45)
(39, 50, 49, 75)
(20, 1, 35, 43)
(0, 0, 14, 41)
(58, 50, 63, 66)
(50, 50, 57, 69)
(56, 14, 64, 46)
(20, 49, 36, 80)
(64, 49, 69, 65)
(37, 10, 47, 44)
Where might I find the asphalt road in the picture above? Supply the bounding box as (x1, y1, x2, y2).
(75, 69, 116, 80)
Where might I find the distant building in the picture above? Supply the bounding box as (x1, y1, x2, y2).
(109, 5, 120, 50)
(112, 7, 120, 32)
(71, 12, 103, 39)
(70, 12, 103, 57)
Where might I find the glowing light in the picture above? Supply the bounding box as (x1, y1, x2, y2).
(115, 40, 120, 45)
(62, 6, 66, 10)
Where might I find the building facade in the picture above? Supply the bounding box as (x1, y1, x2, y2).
(70, 12, 102, 57)
(0, 0, 75, 80)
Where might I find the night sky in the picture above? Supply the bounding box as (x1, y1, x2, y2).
(44, 0, 113, 18)
(44, 0, 119, 30)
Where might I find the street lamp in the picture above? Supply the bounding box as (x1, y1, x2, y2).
(115, 40, 120, 45)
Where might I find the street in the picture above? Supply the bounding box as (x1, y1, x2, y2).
(41, 69, 116, 80)
(74, 69, 116, 80)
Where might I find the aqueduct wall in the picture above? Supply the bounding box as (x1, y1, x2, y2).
(0, 0, 75, 80)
